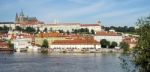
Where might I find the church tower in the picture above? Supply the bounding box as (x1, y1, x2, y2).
(15, 13, 19, 23)
(19, 10, 24, 23)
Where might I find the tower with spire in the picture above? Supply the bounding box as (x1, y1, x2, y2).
(15, 13, 19, 23)
(15, 10, 25, 23)
(15, 10, 39, 24)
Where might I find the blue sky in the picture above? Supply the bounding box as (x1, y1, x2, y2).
(0, 0, 150, 26)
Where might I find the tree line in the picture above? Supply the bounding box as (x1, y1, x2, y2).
(102, 26, 136, 33)
(0, 25, 10, 33)
(100, 39, 129, 50)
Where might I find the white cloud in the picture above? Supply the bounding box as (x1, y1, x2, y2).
(42, 1, 106, 20)
(67, 0, 98, 4)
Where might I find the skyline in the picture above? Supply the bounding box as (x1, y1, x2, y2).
(0, 0, 150, 26)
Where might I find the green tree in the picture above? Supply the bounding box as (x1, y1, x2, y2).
(36, 27, 40, 33)
(15, 26, 22, 31)
(8, 40, 14, 49)
(110, 41, 118, 48)
(74, 29, 78, 34)
(100, 39, 110, 48)
(43, 28, 48, 33)
(58, 30, 64, 33)
(120, 42, 129, 52)
(132, 16, 150, 72)
(66, 30, 70, 35)
(91, 29, 95, 35)
(85, 28, 89, 34)
(41, 39, 49, 48)
(25, 27, 36, 33)
(49, 28, 53, 32)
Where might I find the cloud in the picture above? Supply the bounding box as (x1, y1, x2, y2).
(67, 0, 99, 4)
(41, 1, 106, 20)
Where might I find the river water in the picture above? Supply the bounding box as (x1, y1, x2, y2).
(0, 52, 129, 72)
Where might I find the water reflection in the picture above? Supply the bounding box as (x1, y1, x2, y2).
(0, 52, 126, 72)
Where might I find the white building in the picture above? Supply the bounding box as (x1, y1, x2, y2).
(94, 31, 123, 45)
(0, 22, 16, 30)
(50, 37, 101, 52)
(43, 23, 81, 32)
(81, 21, 102, 31)
(14, 38, 30, 52)
(40, 21, 102, 32)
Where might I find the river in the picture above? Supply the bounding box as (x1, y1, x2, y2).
(0, 52, 131, 72)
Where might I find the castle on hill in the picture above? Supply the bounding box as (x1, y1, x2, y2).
(15, 11, 43, 24)
(0, 11, 102, 32)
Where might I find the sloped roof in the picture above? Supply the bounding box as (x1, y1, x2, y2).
(52, 37, 99, 45)
(96, 31, 121, 36)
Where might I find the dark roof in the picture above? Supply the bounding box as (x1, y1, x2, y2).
(24, 17, 37, 21)
(0, 22, 15, 24)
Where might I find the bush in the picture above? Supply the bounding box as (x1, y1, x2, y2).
(120, 42, 129, 52)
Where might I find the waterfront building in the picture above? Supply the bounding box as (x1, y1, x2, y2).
(14, 38, 30, 52)
(35, 32, 81, 45)
(13, 33, 35, 52)
(50, 37, 101, 52)
(94, 31, 123, 45)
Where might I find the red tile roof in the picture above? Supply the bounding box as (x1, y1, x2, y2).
(47, 23, 80, 26)
(38, 32, 64, 38)
(81, 24, 100, 26)
(96, 31, 120, 36)
(52, 37, 99, 45)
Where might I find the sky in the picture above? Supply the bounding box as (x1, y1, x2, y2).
(0, 0, 150, 26)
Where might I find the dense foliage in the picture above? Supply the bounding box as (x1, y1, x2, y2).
(15, 26, 36, 33)
(100, 39, 110, 48)
(72, 28, 95, 34)
(110, 41, 118, 48)
(133, 16, 150, 72)
(41, 39, 49, 48)
(120, 42, 129, 52)
(0, 25, 9, 33)
(102, 26, 135, 33)
(8, 40, 14, 49)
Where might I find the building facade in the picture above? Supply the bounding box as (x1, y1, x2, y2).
(94, 31, 123, 45)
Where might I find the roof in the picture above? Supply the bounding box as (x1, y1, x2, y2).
(46, 23, 80, 26)
(81, 24, 100, 26)
(95, 31, 121, 36)
(46, 23, 100, 26)
(52, 37, 99, 45)
(38, 32, 64, 38)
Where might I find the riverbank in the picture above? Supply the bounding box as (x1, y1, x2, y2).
(0, 48, 13, 51)
(46, 48, 123, 53)
(1, 48, 123, 53)
(14, 48, 123, 53)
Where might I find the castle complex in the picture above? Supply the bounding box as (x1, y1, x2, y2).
(0, 11, 102, 32)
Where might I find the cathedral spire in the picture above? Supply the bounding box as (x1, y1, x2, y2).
(15, 13, 18, 23)
(20, 9, 24, 17)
